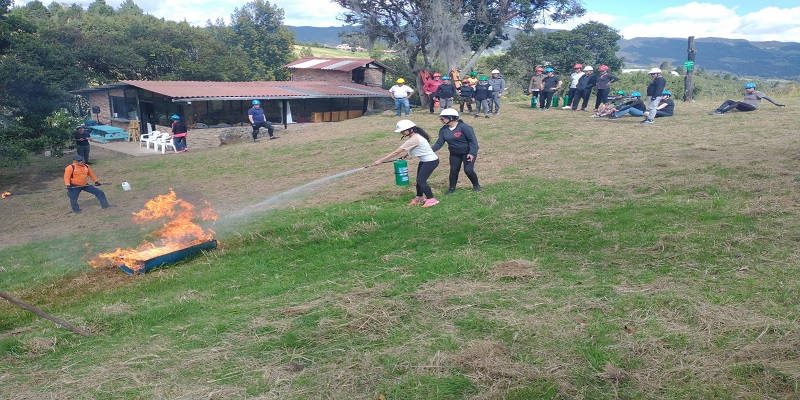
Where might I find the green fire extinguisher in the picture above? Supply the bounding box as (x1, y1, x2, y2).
(393, 159, 409, 186)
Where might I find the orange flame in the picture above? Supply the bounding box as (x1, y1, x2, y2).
(1, 191, 10, 199)
(88, 189, 218, 272)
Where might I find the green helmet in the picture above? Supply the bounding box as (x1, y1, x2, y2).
(478, 75, 488, 81)
(470, 71, 478, 77)
(616, 90, 626, 95)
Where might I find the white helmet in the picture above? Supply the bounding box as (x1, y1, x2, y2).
(491, 69, 500, 74)
(394, 119, 416, 132)
(583, 66, 593, 71)
(648, 68, 662, 74)
(439, 108, 459, 118)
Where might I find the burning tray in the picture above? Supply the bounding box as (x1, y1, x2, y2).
(118, 239, 217, 275)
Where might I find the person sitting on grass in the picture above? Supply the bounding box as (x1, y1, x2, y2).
(652, 90, 675, 119)
(713, 82, 785, 114)
(608, 92, 646, 119)
(593, 90, 628, 118)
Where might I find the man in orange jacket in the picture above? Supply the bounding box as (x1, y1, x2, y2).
(64, 155, 109, 214)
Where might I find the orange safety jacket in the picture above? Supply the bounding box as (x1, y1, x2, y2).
(64, 162, 99, 187)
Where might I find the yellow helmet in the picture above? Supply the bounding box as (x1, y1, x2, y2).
(396, 78, 405, 84)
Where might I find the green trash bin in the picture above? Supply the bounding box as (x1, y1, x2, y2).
(393, 160, 409, 186)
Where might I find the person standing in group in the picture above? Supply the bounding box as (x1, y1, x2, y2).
(539, 67, 562, 110)
(488, 69, 506, 115)
(431, 108, 481, 194)
(527, 66, 545, 108)
(593, 65, 620, 112)
(64, 154, 109, 214)
(372, 120, 440, 208)
(170, 115, 188, 153)
(642, 68, 667, 124)
(389, 78, 414, 117)
(422, 72, 444, 114)
(434, 75, 457, 111)
(73, 125, 92, 164)
(248, 100, 278, 141)
(571, 66, 596, 111)
(467, 71, 479, 88)
(563, 64, 584, 109)
(713, 82, 785, 114)
(473, 76, 493, 118)
(458, 79, 475, 114)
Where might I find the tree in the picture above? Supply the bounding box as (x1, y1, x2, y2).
(508, 21, 623, 75)
(229, 0, 296, 80)
(334, 0, 585, 103)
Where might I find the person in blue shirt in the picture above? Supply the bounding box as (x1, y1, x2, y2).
(247, 100, 278, 142)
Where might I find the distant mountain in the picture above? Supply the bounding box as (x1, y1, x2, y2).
(288, 26, 359, 46)
(618, 37, 800, 80)
(287, 26, 800, 80)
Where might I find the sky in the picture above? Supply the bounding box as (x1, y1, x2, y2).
(12, 0, 800, 42)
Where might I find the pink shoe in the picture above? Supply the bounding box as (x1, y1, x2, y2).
(422, 198, 439, 208)
(409, 196, 425, 205)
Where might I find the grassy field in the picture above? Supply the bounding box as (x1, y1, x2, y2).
(2, 96, 800, 399)
(294, 45, 368, 58)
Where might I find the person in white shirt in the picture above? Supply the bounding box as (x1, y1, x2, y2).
(372, 119, 441, 208)
(388, 78, 415, 117)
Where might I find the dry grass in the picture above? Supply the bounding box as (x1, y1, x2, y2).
(3, 98, 800, 398)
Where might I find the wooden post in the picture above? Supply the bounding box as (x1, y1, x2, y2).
(684, 36, 696, 102)
(0, 291, 93, 337)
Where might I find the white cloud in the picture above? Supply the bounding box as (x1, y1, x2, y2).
(621, 3, 800, 42)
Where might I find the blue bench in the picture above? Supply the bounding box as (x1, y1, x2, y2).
(89, 125, 129, 143)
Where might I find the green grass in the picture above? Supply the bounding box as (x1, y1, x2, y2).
(2, 98, 800, 398)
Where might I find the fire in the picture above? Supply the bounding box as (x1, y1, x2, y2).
(88, 189, 218, 272)
(1, 191, 10, 199)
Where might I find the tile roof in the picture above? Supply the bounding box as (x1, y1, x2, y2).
(78, 80, 388, 101)
(284, 57, 391, 72)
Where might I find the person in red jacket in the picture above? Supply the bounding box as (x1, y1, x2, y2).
(64, 155, 109, 214)
(422, 72, 444, 114)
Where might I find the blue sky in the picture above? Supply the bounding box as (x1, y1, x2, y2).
(12, 1, 800, 42)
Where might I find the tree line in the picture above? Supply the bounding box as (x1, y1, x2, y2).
(0, 0, 295, 166)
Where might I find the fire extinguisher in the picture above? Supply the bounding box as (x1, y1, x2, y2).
(393, 159, 409, 186)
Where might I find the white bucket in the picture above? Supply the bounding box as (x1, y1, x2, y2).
(121, 182, 131, 191)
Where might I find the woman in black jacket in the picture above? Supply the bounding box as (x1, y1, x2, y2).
(431, 108, 481, 194)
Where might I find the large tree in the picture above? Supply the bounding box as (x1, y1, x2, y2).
(335, 0, 586, 73)
(229, 0, 296, 80)
(508, 21, 623, 75)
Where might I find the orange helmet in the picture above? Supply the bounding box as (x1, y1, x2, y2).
(573, 63, 583, 69)
(432, 72, 441, 77)
(462, 79, 470, 83)
(599, 65, 609, 71)
(535, 66, 544, 72)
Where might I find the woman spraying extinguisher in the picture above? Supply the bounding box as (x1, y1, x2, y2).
(373, 120, 441, 208)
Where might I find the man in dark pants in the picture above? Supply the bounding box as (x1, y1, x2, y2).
(74, 125, 91, 164)
(64, 155, 109, 214)
(247, 99, 278, 142)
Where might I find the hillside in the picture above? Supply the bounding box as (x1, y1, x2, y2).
(287, 25, 800, 80)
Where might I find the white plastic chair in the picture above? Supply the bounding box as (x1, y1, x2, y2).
(155, 133, 175, 154)
(143, 131, 161, 149)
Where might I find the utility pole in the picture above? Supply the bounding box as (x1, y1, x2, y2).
(684, 36, 696, 102)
